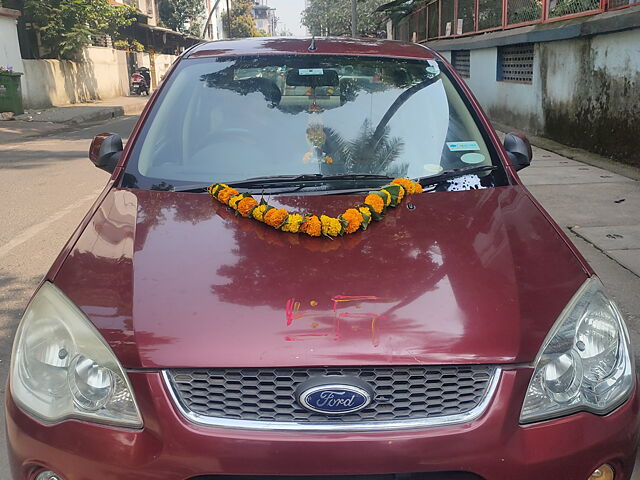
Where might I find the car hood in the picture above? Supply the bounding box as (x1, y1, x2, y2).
(54, 186, 587, 369)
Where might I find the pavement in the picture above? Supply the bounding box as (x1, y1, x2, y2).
(0, 95, 148, 144)
(508, 131, 640, 281)
(0, 115, 639, 476)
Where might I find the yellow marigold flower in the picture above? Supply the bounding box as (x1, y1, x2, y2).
(342, 208, 363, 234)
(358, 206, 371, 217)
(229, 194, 243, 210)
(300, 215, 321, 237)
(320, 215, 342, 237)
(364, 193, 384, 214)
(415, 182, 423, 193)
(397, 185, 405, 203)
(237, 197, 258, 217)
(264, 208, 288, 228)
(391, 178, 415, 195)
(208, 183, 227, 197)
(282, 213, 304, 233)
(379, 189, 391, 206)
(252, 204, 268, 222)
(218, 187, 239, 205)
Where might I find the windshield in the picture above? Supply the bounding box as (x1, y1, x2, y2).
(123, 55, 504, 191)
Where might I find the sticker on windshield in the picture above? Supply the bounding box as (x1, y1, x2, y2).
(299, 68, 324, 76)
(423, 163, 444, 175)
(461, 153, 486, 164)
(425, 59, 440, 78)
(447, 141, 480, 152)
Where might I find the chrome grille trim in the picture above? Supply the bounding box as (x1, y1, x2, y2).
(162, 368, 501, 432)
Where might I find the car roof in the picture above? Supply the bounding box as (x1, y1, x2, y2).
(187, 37, 438, 61)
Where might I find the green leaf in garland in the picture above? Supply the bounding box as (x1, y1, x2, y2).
(381, 184, 402, 207)
(337, 216, 349, 235)
(360, 209, 372, 230)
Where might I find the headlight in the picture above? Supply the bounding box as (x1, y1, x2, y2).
(520, 277, 634, 423)
(10, 282, 142, 428)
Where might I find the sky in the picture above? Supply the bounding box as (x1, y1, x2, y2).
(267, 0, 308, 36)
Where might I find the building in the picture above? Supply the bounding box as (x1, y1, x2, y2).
(387, 0, 640, 166)
(252, 0, 278, 36)
(202, 0, 228, 40)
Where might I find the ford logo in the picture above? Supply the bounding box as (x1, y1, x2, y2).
(298, 384, 371, 415)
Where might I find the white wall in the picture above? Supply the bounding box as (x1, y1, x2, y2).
(0, 9, 25, 80)
(21, 47, 178, 109)
(22, 47, 130, 109)
(436, 27, 640, 162)
(462, 46, 544, 133)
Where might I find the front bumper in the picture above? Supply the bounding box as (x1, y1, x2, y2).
(6, 369, 640, 480)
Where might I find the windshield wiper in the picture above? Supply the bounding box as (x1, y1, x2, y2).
(415, 165, 497, 187)
(170, 174, 395, 193)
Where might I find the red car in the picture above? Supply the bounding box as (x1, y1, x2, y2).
(6, 38, 638, 480)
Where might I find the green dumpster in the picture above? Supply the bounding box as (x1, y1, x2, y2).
(0, 71, 24, 115)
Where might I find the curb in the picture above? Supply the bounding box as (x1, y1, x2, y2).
(14, 99, 148, 126)
(65, 106, 126, 125)
(1, 100, 147, 142)
(492, 121, 640, 182)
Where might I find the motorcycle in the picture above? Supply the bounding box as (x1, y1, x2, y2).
(130, 67, 150, 95)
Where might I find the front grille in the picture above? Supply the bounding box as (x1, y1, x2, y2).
(165, 365, 497, 428)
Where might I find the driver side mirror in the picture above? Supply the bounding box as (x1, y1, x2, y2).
(503, 132, 533, 171)
(89, 133, 123, 173)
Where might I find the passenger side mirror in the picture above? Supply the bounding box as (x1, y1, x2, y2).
(503, 132, 533, 171)
(89, 133, 123, 174)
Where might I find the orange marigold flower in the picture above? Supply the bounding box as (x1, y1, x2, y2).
(300, 215, 321, 237)
(342, 208, 363, 234)
(229, 194, 243, 210)
(325, 156, 333, 164)
(218, 187, 239, 205)
(391, 178, 415, 195)
(302, 152, 313, 164)
(252, 204, 268, 222)
(264, 208, 288, 228)
(320, 215, 342, 236)
(415, 182, 423, 193)
(237, 197, 258, 217)
(364, 193, 384, 214)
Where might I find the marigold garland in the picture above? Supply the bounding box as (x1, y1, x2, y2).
(208, 178, 423, 238)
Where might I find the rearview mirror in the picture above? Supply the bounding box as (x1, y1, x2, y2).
(503, 132, 533, 171)
(89, 133, 123, 173)
(286, 69, 339, 88)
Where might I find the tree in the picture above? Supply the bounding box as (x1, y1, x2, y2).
(158, 0, 205, 36)
(23, 0, 136, 59)
(229, 0, 261, 38)
(302, 0, 389, 37)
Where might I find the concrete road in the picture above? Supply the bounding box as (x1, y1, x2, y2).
(0, 118, 639, 476)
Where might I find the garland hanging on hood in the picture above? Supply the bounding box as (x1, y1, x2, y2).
(207, 178, 423, 238)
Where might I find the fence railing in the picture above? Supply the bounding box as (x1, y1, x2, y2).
(395, 0, 638, 41)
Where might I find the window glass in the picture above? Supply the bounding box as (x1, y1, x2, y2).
(124, 55, 499, 190)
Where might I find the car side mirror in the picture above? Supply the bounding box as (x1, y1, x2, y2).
(503, 132, 533, 171)
(89, 133, 123, 173)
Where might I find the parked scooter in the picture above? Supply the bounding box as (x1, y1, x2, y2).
(130, 67, 151, 95)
